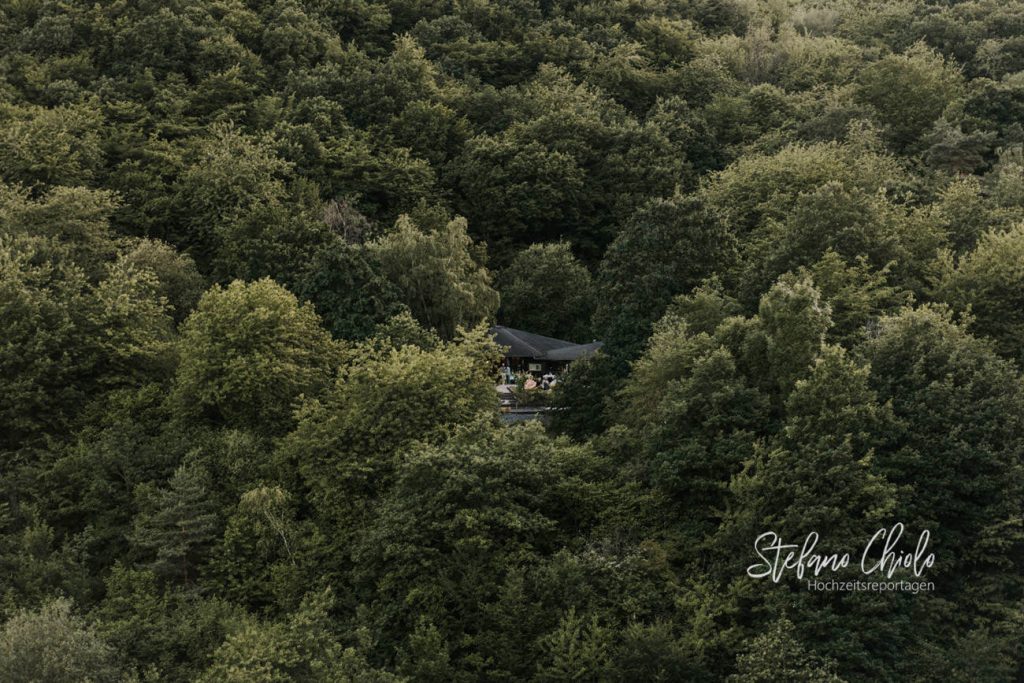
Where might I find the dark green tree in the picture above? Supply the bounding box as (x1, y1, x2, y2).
(594, 194, 733, 359)
(129, 463, 221, 587)
(498, 242, 596, 342)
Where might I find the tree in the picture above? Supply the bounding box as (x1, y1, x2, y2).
(594, 194, 733, 359)
(728, 618, 844, 683)
(697, 140, 934, 303)
(0, 183, 118, 277)
(172, 124, 330, 281)
(617, 276, 837, 543)
(617, 307, 770, 539)
(119, 238, 206, 322)
(922, 117, 996, 174)
(348, 422, 611, 677)
(757, 274, 832, 395)
(0, 238, 95, 451)
(171, 278, 340, 433)
(281, 328, 500, 529)
(701, 343, 907, 679)
(607, 620, 705, 682)
(714, 345, 898, 567)
(0, 103, 104, 189)
(916, 176, 1006, 254)
(93, 566, 247, 682)
(369, 215, 499, 339)
(0, 599, 120, 683)
(129, 462, 221, 587)
(209, 485, 312, 611)
(548, 351, 627, 440)
(452, 135, 587, 258)
(797, 251, 913, 348)
(700, 141, 911, 242)
(396, 618, 457, 682)
(199, 589, 400, 683)
(936, 223, 1024, 361)
(0, 235, 174, 453)
(857, 305, 1024, 618)
(734, 181, 941, 302)
(534, 609, 612, 682)
(292, 242, 407, 341)
(854, 43, 963, 148)
(497, 242, 596, 342)
(450, 65, 686, 262)
(370, 310, 442, 351)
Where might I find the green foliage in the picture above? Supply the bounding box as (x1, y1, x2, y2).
(617, 283, 786, 537)
(208, 485, 313, 612)
(547, 351, 627, 440)
(129, 463, 221, 587)
(396, 617, 456, 682)
(594, 194, 734, 358)
(282, 329, 500, 525)
(728, 618, 844, 683)
(293, 241, 406, 341)
(922, 116, 996, 174)
(721, 345, 898, 558)
(0, 103, 104, 188)
(370, 310, 443, 351)
(349, 421, 614, 676)
(854, 43, 963, 148)
(936, 223, 1024, 360)
(173, 124, 331, 282)
(698, 140, 942, 302)
(0, 238, 95, 451)
(199, 589, 400, 683)
(0, 598, 120, 683)
(369, 215, 499, 339)
(700, 141, 910, 240)
(450, 66, 687, 261)
(0, 235, 174, 453)
(0, 512, 92, 612)
(858, 306, 1024, 610)
(171, 279, 340, 433)
(2, 0, 1024, 679)
(0, 183, 118, 275)
(535, 609, 613, 681)
(736, 180, 940, 301)
(919, 176, 1006, 254)
(758, 275, 832, 394)
(798, 251, 913, 347)
(93, 567, 245, 682)
(498, 242, 596, 342)
(118, 238, 206, 322)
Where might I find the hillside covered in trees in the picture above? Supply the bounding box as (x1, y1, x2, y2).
(2, 0, 1024, 680)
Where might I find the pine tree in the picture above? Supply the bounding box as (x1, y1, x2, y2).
(130, 463, 221, 586)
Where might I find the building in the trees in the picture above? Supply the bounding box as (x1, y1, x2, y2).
(489, 326, 602, 375)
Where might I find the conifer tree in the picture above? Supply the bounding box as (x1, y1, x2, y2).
(130, 463, 221, 586)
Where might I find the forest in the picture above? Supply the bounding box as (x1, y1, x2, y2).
(1, 0, 1024, 680)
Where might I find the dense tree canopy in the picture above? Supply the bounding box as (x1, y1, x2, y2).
(497, 242, 596, 343)
(2, 0, 1024, 680)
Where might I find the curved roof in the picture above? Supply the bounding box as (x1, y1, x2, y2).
(539, 341, 603, 361)
(489, 326, 576, 357)
(489, 326, 602, 361)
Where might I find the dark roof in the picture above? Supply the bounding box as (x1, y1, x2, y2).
(489, 326, 577, 358)
(539, 341, 604, 361)
(488, 326, 603, 361)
